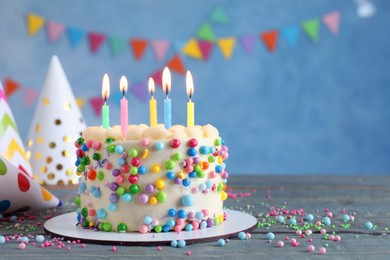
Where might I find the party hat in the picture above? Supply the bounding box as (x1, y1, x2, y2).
(26, 55, 86, 185)
(0, 81, 33, 176)
(0, 155, 62, 214)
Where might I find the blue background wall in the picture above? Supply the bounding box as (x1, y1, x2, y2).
(1, 0, 389, 175)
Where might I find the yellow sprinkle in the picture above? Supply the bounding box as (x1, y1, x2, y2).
(142, 149, 149, 159)
(89, 221, 95, 227)
(218, 214, 224, 223)
(155, 179, 165, 190)
(178, 171, 186, 180)
(152, 164, 160, 173)
(218, 156, 223, 164)
(149, 196, 158, 205)
(221, 191, 228, 201)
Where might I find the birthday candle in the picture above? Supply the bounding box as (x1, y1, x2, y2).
(186, 71, 195, 127)
(101, 74, 110, 129)
(148, 77, 157, 127)
(120, 76, 128, 138)
(162, 67, 171, 129)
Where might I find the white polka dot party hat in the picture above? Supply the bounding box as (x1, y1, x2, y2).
(26, 55, 86, 185)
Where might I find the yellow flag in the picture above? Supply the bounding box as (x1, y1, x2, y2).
(27, 13, 45, 36)
(182, 39, 203, 60)
(217, 37, 236, 60)
(76, 97, 85, 109)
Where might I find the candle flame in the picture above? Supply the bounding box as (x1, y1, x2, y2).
(148, 77, 155, 95)
(162, 67, 171, 96)
(186, 71, 194, 100)
(120, 76, 128, 94)
(102, 73, 110, 101)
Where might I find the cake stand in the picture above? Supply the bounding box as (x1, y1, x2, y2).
(44, 209, 257, 246)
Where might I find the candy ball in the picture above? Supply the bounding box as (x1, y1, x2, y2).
(238, 231, 246, 240)
(319, 247, 326, 254)
(35, 235, 45, 243)
(307, 245, 315, 252)
(170, 240, 178, 248)
(266, 232, 275, 240)
(277, 241, 284, 247)
(181, 194, 195, 207)
(364, 221, 373, 230)
(305, 214, 314, 222)
(177, 240, 186, 248)
(323, 217, 331, 226)
(0, 236, 6, 244)
(343, 214, 350, 222)
(217, 239, 225, 246)
(18, 243, 26, 250)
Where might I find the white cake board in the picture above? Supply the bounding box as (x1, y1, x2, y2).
(44, 209, 257, 246)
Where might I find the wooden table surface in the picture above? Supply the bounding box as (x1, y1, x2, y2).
(1, 175, 389, 259)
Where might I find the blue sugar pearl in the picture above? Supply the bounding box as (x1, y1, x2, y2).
(162, 224, 170, 232)
(277, 216, 284, 223)
(79, 182, 86, 193)
(199, 183, 207, 191)
(76, 213, 81, 222)
(189, 171, 197, 178)
(217, 239, 225, 246)
(177, 239, 186, 248)
(144, 216, 153, 225)
(305, 214, 314, 222)
(0, 236, 5, 244)
(266, 232, 275, 240)
(209, 147, 215, 154)
(21, 236, 29, 243)
(215, 165, 222, 173)
(168, 208, 177, 217)
(200, 221, 207, 229)
(138, 166, 147, 174)
(196, 211, 204, 220)
(115, 145, 124, 154)
(35, 235, 45, 243)
(155, 142, 164, 150)
(97, 209, 107, 219)
(323, 217, 331, 226)
(187, 148, 197, 157)
(117, 158, 125, 166)
(289, 218, 297, 225)
(166, 171, 175, 180)
(75, 158, 80, 166)
(122, 193, 132, 203)
(170, 240, 178, 248)
(365, 221, 373, 230)
(92, 189, 101, 198)
(178, 209, 187, 218)
(10, 215, 17, 222)
(199, 146, 209, 154)
(81, 143, 89, 151)
(167, 219, 175, 228)
(108, 203, 117, 211)
(181, 195, 194, 207)
(89, 185, 96, 192)
(343, 214, 350, 222)
(182, 178, 191, 187)
(205, 180, 213, 189)
(238, 231, 246, 240)
(222, 140, 225, 145)
(221, 163, 226, 169)
(185, 224, 193, 231)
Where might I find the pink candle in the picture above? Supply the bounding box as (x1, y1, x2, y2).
(120, 76, 128, 139)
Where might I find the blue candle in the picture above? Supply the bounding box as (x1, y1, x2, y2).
(162, 67, 172, 129)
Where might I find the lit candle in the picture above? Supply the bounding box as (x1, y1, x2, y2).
(148, 77, 157, 127)
(162, 67, 171, 129)
(186, 71, 195, 127)
(101, 74, 110, 129)
(120, 76, 128, 139)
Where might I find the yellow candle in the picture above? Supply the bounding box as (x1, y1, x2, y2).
(186, 71, 195, 127)
(148, 77, 157, 127)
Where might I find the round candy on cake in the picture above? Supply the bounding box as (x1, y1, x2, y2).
(75, 124, 229, 233)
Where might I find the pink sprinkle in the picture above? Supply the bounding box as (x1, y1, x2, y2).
(157, 246, 162, 251)
(308, 238, 313, 242)
(301, 234, 306, 239)
(18, 243, 26, 250)
(277, 241, 284, 247)
(40, 244, 44, 248)
(320, 229, 327, 234)
(307, 245, 315, 252)
(32, 242, 35, 246)
(319, 247, 326, 254)
(112, 246, 117, 252)
(81, 244, 86, 248)
(72, 241, 76, 245)
(285, 236, 289, 241)
(57, 245, 61, 249)
(67, 246, 71, 251)
(327, 212, 333, 218)
(334, 235, 341, 242)
(186, 251, 192, 256)
(328, 235, 334, 240)
(296, 230, 302, 236)
(290, 238, 296, 244)
(77, 240, 81, 243)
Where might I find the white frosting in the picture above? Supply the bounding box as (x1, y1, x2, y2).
(78, 124, 227, 232)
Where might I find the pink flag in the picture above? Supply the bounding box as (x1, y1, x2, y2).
(151, 40, 170, 61)
(322, 11, 340, 35)
(23, 88, 39, 107)
(89, 96, 103, 116)
(46, 21, 65, 43)
(88, 32, 106, 53)
(150, 70, 163, 88)
(198, 40, 214, 60)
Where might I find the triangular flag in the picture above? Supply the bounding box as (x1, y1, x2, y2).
(67, 27, 85, 48)
(238, 35, 256, 54)
(322, 11, 340, 35)
(26, 13, 45, 36)
(166, 55, 186, 75)
(4, 78, 20, 97)
(260, 30, 279, 52)
(151, 40, 170, 61)
(198, 40, 214, 60)
(217, 37, 236, 60)
(150, 70, 163, 88)
(23, 88, 39, 107)
(108, 36, 127, 57)
(182, 39, 203, 60)
(302, 18, 320, 42)
(130, 82, 148, 102)
(46, 21, 65, 43)
(281, 26, 299, 47)
(76, 97, 85, 109)
(130, 39, 148, 60)
(210, 5, 229, 24)
(196, 23, 216, 41)
(88, 32, 106, 53)
(89, 96, 103, 116)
